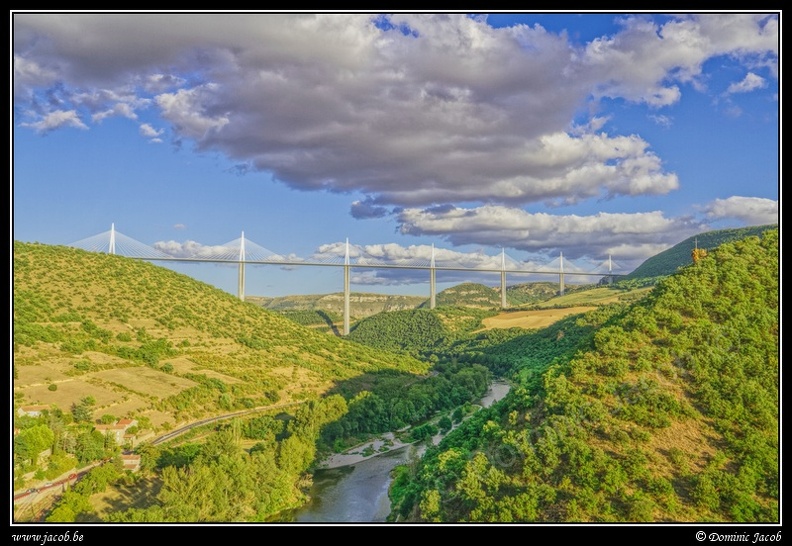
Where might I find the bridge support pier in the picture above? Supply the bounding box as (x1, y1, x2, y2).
(500, 249, 508, 309)
(501, 270, 507, 309)
(343, 239, 351, 336)
(559, 251, 565, 296)
(238, 262, 245, 301)
(429, 244, 436, 309)
(343, 265, 350, 336)
(238, 231, 246, 301)
(430, 268, 436, 309)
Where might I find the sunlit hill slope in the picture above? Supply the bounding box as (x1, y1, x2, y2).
(13, 242, 428, 432)
(391, 228, 779, 523)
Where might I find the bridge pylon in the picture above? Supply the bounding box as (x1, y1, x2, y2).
(559, 251, 565, 296)
(238, 231, 246, 301)
(430, 244, 436, 310)
(500, 248, 508, 309)
(343, 238, 350, 336)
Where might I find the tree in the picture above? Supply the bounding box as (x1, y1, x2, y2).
(71, 397, 95, 423)
(75, 431, 104, 464)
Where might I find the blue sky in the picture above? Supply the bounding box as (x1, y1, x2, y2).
(12, 12, 779, 297)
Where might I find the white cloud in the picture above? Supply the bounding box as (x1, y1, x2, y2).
(648, 114, 673, 127)
(153, 240, 238, 259)
(397, 205, 705, 262)
(139, 123, 164, 139)
(20, 109, 88, 132)
(92, 102, 138, 122)
(726, 72, 767, 94)
(155, 85, 229, 139)
(702, 196, 778, 225)
(13, 13, 778, 209)
(584, 14, 778, 105)
(13, 55, 58, 97)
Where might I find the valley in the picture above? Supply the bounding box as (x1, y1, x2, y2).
(12, 225, 779, 524)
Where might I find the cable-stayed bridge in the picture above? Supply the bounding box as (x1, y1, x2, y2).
(70, 225, 628, 335)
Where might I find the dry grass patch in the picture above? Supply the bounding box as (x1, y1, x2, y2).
(137, 408, 176, 428)
(99, 398, 152, 418)
(270, 366, 333, 402)
(161, 357, 242, 384)
(20, 378, 122, 410)
(481, 307, 596, 330)
(648, 417, 720, 478)
(93, 367, 198, 399)
(81, 351, 135, 367)
(14, 359, 74, 387)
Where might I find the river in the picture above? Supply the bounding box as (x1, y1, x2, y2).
(288, 380, 511, 523)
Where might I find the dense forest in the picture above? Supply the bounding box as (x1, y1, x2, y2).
(389, 229, 779, 522)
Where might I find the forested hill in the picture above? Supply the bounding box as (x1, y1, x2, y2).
(624, 224, 777, 281)
(13, 241, 428, 426)
(390, 228, 778, 523)
(429, 282, 501, 308)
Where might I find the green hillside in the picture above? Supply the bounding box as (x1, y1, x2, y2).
(624, 224, 777, 281)
(348, 306, 499, 357)
(390, 228, 779, 523)
(13, 241, 432, 521)
(505, 281, 561, 306)
(13, 242, 427, 429)
(247, 292, 427, 321)
(428, 282, 501, 309)
(348, 309, 448, 355)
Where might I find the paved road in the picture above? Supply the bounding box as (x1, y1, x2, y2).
(151, 401, 302, 445)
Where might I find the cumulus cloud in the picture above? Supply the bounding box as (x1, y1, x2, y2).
(153, 240, 235, 259)
(584, 14, 778, 105)
(153, 237, 294, 262)
(397, 205, 705, 262)
(702, 196, 778, 225)
(12, 13, 778, 209)
(139, 122, 164, 142)
(13, 55, 59, 97)
(726, 72, 767, 94)
(308, 239, 632, 285)
(92, 102, 138, 122)
(20, 109, 88, 132)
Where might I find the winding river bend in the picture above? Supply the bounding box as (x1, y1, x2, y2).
(289, 380, 511, 523)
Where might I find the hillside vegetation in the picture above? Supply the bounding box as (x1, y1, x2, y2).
(14, 242, 427, 424)
(13, 242, 435, 521)
(623, 224, 776, 281)
(247, 292, 427, 322)
(426, 282, 502, 309)
(390, 228, 779, 523)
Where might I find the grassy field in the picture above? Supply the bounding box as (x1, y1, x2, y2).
(480, 306, 597, 330)
(478, 286, 653, 331)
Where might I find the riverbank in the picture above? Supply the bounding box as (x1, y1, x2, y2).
(314, 380, 512, 470)
(318, 432, 412, 469)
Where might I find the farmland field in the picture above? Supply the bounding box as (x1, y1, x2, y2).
(480, 306, 596, 330)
